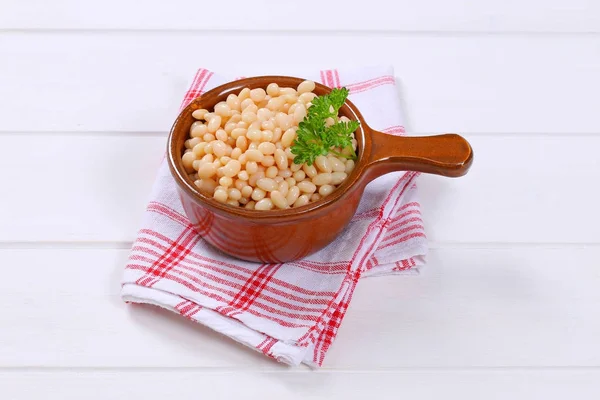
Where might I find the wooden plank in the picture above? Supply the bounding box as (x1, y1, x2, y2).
(1, 34, 599, 134)
(1, 0, 599, 32)
(0, 134, 598, 243)
(1, 247, 598, 368)
(2, 370, 599, 400)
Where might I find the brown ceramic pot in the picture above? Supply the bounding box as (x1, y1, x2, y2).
(168, 76, 473, 263)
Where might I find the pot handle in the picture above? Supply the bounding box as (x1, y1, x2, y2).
(364, 128, 473, 178)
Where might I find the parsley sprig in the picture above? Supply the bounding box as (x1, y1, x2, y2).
(290, 87, 360, 165)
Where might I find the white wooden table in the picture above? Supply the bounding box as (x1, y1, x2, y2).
(1, 1, 599, 398)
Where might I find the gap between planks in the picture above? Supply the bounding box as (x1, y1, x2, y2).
(2, 29, 600, 36)
(0, 366, 600, 372)
(0, 241, 598, 250)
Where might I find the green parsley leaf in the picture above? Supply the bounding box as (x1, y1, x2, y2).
(290, 87, 359, 165)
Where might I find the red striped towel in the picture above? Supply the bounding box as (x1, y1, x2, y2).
(122, 66, 427, 367)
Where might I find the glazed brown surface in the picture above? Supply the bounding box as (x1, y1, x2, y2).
(168, 76, 473, 262)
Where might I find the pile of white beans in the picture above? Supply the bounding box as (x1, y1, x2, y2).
(181, 80, 357, 211)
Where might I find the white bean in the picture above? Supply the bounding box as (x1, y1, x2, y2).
(265, 166, 279, 179)
(330, 172, 348, 185)
(192, 109, 209, 120)
(234, 179, 246, 191)
(182, 152, 196, 173)
(312, 173, 332, 186)
(277, 181, 289, 196)
(240, 98, 254, 111)
(202, 133, 215, 143)
(185, 137, 201, 149)
(288, 103, 299, 116)
(197, 162, 217, 179)
(298, 92, 317, 104)
(223, 121, 236, 134)
(214, 102, 230, 117)
(345, 159, 355, 173)
(278, 169, 292, 178)
(219, 156, 231, 166)
(190, 122, 207, 137)
(257, 178, 278, 192)
(238, 170, 249, 181)
(293, 170, 306, 181)
(246, 128, 262, 142)
(318, 184, 335, 197)
(246, 161, 259, 174)
(255, 198, 274, 210)
(214, 129, 227, 142)
(293, 194, 310, 208)
(270, 191, 288, 209)
(297, 80, 316, 94)
(250, 88, 267, 103)
(261, 120, 275, 131)
(192, 159, 203, 171)
(286, 186, 300, 205)
(223, 160, 241, 177)
(241, 185, 253, 198)
(231, 127, 247, 139)
(276, 112, 293, 130)
(195, 178, 218, 196)
(242, 111, 258, 124)
(281, 128, 297, 147)
(283, 94, 298, 104)
(248, 171, 265, 187)
(329, 156, 346, 172)
(212, 140, 227, 158)
(266, 83, 280, 96)
(303, 164, 318, 178)
(297, 181, 317, 194)
(274, 149, 288, 170)
(257, 108, 272, 122)
(315, 155, 332, 173)
(285, 177, 296, 187)
(213, 188, 228, 203)
(261, 155, 275, 167)
(279, 87, 297, 96)
(245, 149, 264, 162)
(228, 188, 242, 201)
(266, 97, 285, 111)
(192, 142, 206, 157)
(219, 176, 233, 187)
(207, 115, 222, 133)
(251, 188, 267, 201)
(230, 147, 242, 160)
(258, 142, 276, 155)
(236, 136, 248, 152)
(238, 88, 251, 101)
(293, 103, 307, 124)
(226, 94, 241, 112)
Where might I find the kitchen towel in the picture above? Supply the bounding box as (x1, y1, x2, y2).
(122, 65, 427, 367)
